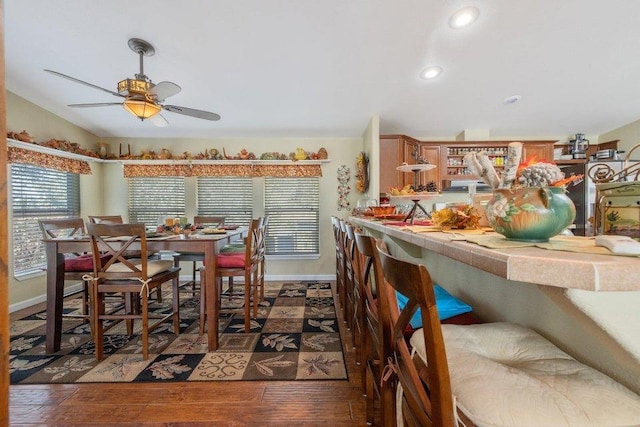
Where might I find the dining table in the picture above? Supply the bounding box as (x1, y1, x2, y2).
(42, 227, 247, 353)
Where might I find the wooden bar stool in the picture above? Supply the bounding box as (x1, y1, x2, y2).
(375, 240, 640, 427)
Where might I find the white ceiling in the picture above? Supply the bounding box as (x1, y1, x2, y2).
(5, 0, 640, 140)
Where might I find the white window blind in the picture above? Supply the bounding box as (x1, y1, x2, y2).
(264, 177, 319, 255)
(10, 164, 80, 277)
(128, 177, 185, 225)
(197, 177, 253, 226)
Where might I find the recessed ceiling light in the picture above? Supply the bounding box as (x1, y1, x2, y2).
(503, 95, 522, 105)
(420, 66, 443, 80)
(449, 6, 480, 29)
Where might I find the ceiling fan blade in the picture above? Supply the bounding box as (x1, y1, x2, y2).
(149, 81, 181, 101)
(69, 102, 123, 108)
(162, 105, 221, 121)
(151, 113, 169, 128)
(45, 69, 124, 98)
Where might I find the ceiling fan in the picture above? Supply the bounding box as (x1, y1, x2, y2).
(45, 38, 221, 127)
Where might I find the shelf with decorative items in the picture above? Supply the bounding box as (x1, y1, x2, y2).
(7, 138, 330, 165)
(7, 138, 331, 179)
(432, 140, 556, 182)
(7, 137, 106, 162)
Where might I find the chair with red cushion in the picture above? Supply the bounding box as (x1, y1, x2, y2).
(200, 218, 262, 335)
(39, 218, 99, 326)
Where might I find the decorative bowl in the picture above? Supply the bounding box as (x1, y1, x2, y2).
(485, 187, 576, 242)
(369, 206, 395, 216)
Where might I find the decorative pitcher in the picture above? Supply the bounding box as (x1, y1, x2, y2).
(485, 187, 576, 242)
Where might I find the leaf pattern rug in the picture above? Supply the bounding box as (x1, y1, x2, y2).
(10, 281, 348, 383)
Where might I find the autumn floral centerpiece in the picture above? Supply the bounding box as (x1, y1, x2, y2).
(464, 142, 581, 242)
(431, 205, 481, 230)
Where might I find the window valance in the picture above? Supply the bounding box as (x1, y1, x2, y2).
(123, 163, 322, 178)
(7, 147, 92, 175)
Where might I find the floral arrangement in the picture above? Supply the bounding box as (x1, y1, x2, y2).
(431, 205, 481, 229)
(355, 152, 369, 193)
(515, 157, 582, 188)
(337, 165, 351, 211)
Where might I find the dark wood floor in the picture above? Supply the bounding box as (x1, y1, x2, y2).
(8, 282, 370, 426)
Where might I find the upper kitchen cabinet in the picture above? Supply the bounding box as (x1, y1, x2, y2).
(436, 140, 556, 183)
(379, 134, 422, 192)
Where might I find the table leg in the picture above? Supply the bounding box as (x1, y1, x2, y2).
(45, 247, 65, 353)
(205, 245, 219, 351)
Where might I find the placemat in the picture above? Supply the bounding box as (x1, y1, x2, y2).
(451, 234, 631, 256)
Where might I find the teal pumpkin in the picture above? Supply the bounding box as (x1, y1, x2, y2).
(485, 187, 576, 242)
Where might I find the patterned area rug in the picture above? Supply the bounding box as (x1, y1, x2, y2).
(10, 281, 348, 383)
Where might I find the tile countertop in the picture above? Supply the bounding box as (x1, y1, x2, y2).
(350, 217, 640, 292)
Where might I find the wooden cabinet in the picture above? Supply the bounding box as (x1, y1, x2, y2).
(436, 140, 556, 184)
(379, 135, 422, 192)
(379, 136, 556, 192)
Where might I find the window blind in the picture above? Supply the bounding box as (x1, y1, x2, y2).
(197, 177, 253, 226)
(128, 177, 186, 226)
(10, 164, 80, 277)
(264, 177, 319, 255)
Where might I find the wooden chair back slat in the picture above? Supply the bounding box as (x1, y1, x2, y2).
(194, 216, 225, 227)
(86, 223, 149, 280)
(88, 215, 124, 224)
(376, 239, 456, 427)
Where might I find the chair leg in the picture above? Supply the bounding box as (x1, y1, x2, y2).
(93, 284, 105, 361)
(125, 294, 135, 335)
(172, 277, 180, 334)
(365, 363, 376, 425)
(199, 269, 206, 336)
(244, 273, 251, 333)
(191, 261, 198, 296)
(141, 291, 149, 360)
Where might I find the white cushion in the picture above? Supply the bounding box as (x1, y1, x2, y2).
(410, 322, 640, 427)
(106, 260, 173, 277)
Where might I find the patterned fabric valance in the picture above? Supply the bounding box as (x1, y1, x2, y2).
(123, 163, 323, 178)
(7, 147, 92, 175)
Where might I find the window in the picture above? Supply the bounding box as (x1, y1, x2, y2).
(197, 177, 253, 226)
(10, 164, 80, 277)
(128, 177, 185, 225)
(264, 177, 319, 256)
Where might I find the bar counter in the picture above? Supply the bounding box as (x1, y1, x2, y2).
(350, 217, 640, 292)
(350, 216, 640, 394)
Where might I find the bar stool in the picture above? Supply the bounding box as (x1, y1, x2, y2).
(375, 240, 640, 427)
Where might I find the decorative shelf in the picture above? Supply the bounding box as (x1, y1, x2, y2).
(7, 139, 331, 165)
(7, 138, 106, 162)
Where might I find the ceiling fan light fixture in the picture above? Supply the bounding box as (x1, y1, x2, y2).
(123, 96, 162, 120)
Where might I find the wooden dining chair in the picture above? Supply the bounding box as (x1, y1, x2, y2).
(88, 215, 125, 224)
(353, 232, 395, 426)
(331, 217, 345, 312)
(89, 214, 164, 301)
(86, 222, 181, 360)
(38, 218, 109, 327)
(200, 218, 261, 334)
(376, 240, 640, 427)
(344, 222, 362, 351)
(340, 220, 356, 332)
(173, 216, 226, 294)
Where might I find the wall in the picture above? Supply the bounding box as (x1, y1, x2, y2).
(100, 136, 364, 280)
(6, 91, 102, 308)
(598, 117, 640, 155)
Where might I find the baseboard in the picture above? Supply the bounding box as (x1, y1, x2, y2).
(10, 282, 84, 313)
